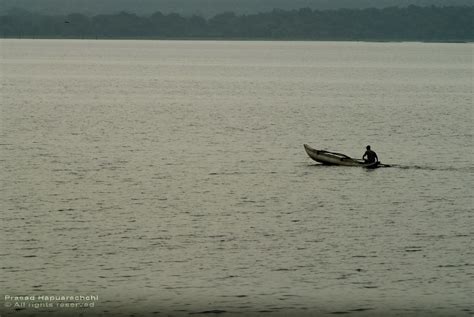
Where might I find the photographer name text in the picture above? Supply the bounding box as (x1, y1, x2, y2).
(5, 295, 98, 301)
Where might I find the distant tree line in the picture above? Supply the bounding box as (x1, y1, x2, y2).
(1, 6, 473, 41)
(1, 0, 473, 17)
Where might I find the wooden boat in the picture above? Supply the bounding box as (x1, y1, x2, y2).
(304, 144, 380, 168)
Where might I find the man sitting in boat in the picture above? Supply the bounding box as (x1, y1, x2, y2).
(363, 145, 378, 163)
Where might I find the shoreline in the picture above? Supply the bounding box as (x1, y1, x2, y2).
(0, 36, 471, 44)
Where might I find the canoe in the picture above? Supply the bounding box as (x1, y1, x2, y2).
(304, 144, 380, 168)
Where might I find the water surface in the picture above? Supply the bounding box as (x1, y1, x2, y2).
(0, 39, 472, 316)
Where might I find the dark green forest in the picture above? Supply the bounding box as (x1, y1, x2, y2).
(1, 0, 472, 16)
(1, 6, 473, 41)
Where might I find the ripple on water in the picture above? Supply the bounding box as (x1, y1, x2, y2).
(1, 40, 472, 317)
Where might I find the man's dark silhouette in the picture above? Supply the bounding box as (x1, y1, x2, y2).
(363, 145, 378, 163)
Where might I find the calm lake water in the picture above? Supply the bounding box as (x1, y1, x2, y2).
(0, 39, 472, 316)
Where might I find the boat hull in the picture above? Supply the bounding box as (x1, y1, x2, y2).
(304, 144, 380, 168)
